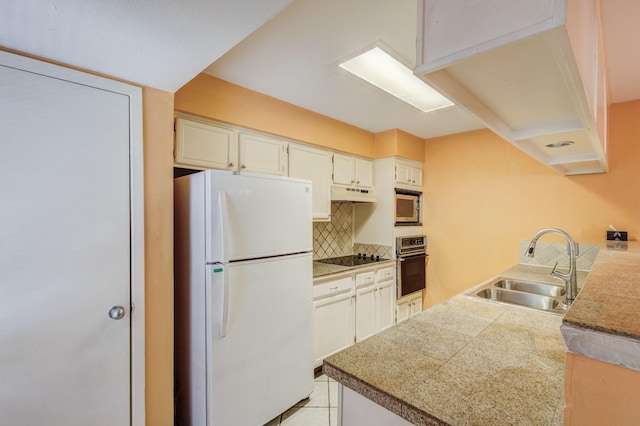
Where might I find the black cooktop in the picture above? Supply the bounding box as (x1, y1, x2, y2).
(317, 254, 389, 267)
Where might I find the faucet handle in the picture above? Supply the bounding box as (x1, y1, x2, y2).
(551, 261, 559, 276)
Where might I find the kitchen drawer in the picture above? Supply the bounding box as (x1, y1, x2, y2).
(313, 276, 353, 300)
(355, 271, 375, 288)
(377, 267, 394, 283)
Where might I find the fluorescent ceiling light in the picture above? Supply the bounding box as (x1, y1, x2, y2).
(339, 46, 453, 113)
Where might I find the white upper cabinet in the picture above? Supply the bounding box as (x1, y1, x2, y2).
(333, 153, 373, 188)
(415, 0, 608, 175)
(355, 158, 374, 188)
(288, 143, 332, 221)
(395, 159, 423, 190)
(175, 117, 237, 170)
(175, 116, 285, 175)
(238, 132, 286, 175)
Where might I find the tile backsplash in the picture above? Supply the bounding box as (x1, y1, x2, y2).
(518, 241, 600, 271)
(313, 203, 353, 259)
(312, 202, 392, 260)
(353, 243, 393, 259)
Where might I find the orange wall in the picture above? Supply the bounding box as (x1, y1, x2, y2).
(142, 87, 175, 426)
(564, 352, 640, 424)
(374, 128, 425, 162)
(422, 100, 640, 307)
(175, 74, 376, 158)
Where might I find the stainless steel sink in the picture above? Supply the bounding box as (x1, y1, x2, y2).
(467, 277, 567, 314)
(492, 278, 565, 297)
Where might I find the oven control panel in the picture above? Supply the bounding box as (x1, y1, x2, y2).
(396, 235, 426, 256)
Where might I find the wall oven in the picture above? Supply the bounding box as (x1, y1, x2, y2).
(394, 189, 421, 225)
(396, 235, 428, 299)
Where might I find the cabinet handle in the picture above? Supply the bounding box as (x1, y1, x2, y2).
(356, 180, 360, 184)
(241, 164, 246, 169)
(330, 286, 338, 291)
(228, 162, 234, 167)
(351, 180, 355, 184)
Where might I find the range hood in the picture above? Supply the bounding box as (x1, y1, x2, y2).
(331, 186, 377, 203)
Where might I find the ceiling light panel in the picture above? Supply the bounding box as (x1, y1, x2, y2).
(339, 47, 453, 113)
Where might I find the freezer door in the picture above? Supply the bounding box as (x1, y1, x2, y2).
(205, 171, 312, 262)
(205, 253, 313, 426)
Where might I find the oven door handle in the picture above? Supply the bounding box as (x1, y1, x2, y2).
(398, 253, 428, 261)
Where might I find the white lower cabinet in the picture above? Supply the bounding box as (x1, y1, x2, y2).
(396, 292, 423, 324)
(377, 268, 395, 332)
(314, 265, 396, 367)
(355, 271, 376, 342)
(313, 274, 355, 367)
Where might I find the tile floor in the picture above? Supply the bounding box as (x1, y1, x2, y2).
(265, 374, 337, 426)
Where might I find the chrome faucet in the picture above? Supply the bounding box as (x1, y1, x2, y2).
(526, 228, 579, 305)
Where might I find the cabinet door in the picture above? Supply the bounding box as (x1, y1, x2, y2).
(333, 153, 354, 185)
(313, 294, 354, 367)
(355, 284, 376, 342)
(288, 143, 332, 221)
(395, 162, 412, 185)
(410, 167, 423, 187)
(377, 280, 395, 332)
(175, 118, 237, 170)
(396, 299, 411, 324)
(411, 295, 423, 317)
(355, 158, 374, 188)
(238, 132, 285, 176)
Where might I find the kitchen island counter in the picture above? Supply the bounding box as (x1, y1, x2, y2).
(324, 265, 572, 425)
(562, 241, 640, 370)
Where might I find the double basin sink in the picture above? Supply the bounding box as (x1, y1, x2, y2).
(467, 277, 567, 315)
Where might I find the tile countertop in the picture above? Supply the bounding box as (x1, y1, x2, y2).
(562, 241, 640, 371)
(313, 259, 396, 278)
(324, 264, 579, 425)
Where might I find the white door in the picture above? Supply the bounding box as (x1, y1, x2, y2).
(0, 53, 140, 425)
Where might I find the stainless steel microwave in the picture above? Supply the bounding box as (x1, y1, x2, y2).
(394, 189, 421, 225)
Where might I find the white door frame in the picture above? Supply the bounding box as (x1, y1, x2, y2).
(0, 50, 145, 425)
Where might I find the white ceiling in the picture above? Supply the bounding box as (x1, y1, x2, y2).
(0, 0, 292, 93)
(204, 0, 485, 139)
(204, 0, 640, 139)
(1, 0, 638, 139)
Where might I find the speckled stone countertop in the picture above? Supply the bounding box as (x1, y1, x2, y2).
(562, 241, 640, 370)
(313, 259, 395, 278)
(324, 265, 575, 425)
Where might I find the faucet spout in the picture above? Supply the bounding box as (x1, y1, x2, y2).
(526, 228, 579, 305)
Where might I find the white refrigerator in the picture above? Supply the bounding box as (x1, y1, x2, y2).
(174, 170, 314, 426)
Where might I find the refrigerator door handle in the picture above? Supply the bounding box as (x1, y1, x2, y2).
(219, 191, 230, 337)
